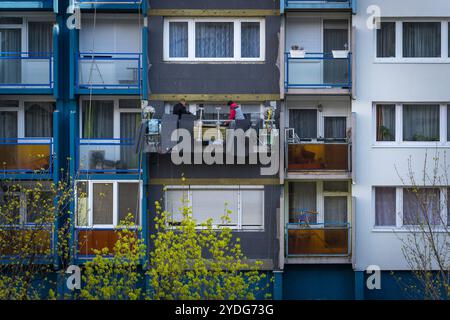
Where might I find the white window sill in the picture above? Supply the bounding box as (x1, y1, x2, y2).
(372, 227, 449, 233)
(374, 58, 450, 64)
(372, 143, 450, 148)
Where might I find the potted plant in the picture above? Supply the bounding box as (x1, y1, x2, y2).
(290, 45, 306, 58)
(332, 43, 349, 59)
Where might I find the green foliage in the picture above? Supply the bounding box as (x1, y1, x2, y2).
(147, 200, 271, 300)
(78, 214, 146, 300)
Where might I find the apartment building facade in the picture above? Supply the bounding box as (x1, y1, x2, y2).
(0, 0, 448, 300)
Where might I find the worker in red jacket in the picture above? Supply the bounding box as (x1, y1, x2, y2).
(226, 101, 245, 126)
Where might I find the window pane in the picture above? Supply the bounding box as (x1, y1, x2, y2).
(82, 100, 114, 138)
(25, 102, 54, 137)
(0, 193, 20, 225)
(169, 22, 188, 58)
(289, 182, 317, 223)
(166, 189, 189, 222)
(403, 188, 441, 225)
(118, 182, 140, 225)
(120, 113, 141, 169)
(28, 22, 53, 55)
(0, 29, 21, 84)
(377, 22, 396, 58)
(323, 181, 348, 193)
(241, 22, 260, 58)
(195, 22, 234, 58)
(0, 111, 17, 138)
(241, 189, 263, 227)
(324, 196, 347, 225)
(324, 117, 346, 139)
(376, 104, 396, 141)
(26, 191, 52, 224)
(375, 187, 396, 226)
(92, 183, 113, 225)
(191, 189, 238, 225)
(289, 109, 317, 139)
(403, 22, 441, 58)
(76, 181, 88, 227)
(403, 104, 440, 141)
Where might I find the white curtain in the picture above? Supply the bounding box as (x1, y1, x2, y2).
(25, 102, 54, 138)
(377, 22, 396, 58)
(195, 22, 234, 58)
(403, 188, 441, 225)
(241, 22, 260, 58)
(403, 104, 440, 141)
(120, 112, 141, 169)
(289, 182, 317, 223)
(28, 22, 53, 56)
(403, 22, 441, 57)
(324, 196, 348, 226)
(169, 22, 188, 58)
(118, 182, 140, 224)
(375, 187, 396, 226)
(0, 111, 17, 138)
(324, 117, 346, 139)
(82, 100, 114, 138)
(92, 183, 114, 225)
(289, 109, 317, 139)
(0, 28, 21, 84)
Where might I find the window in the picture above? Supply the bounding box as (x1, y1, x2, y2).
(165, 18, 265, 61)
(289, 182, 317, 223)
(375, 187, 396, 227)
(165, 186, 264, 230)
(82, 100, 114, 139)
(324, 196, 347, 226)
(25, 102, 54, 137)
(376, 104, 396, 141)
(289, 109, 317, 139)
(403, 104, 440, 142)
(377, 22, 395, 58)
(0, 111, 18, 138)
(28, 22, 53, 56)
(403, 188, 441, 225)
(403, 22, 441, 58)
(75, 180, 141, 228)
(324, 117, 346, 140)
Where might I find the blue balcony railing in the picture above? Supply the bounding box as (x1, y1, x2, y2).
(0, 0, 54, 10)
(0, 138, 54, 174)
(0, 52, 53, 90)
(75, 52, 142, 92)
(75, 0, 141, 3)
(77, 138, 141, 174)
(285, 52, 352, 91)
(282, 0, 354, 12)
(73, 0, 143, 10)
(286, 222, 351, 256)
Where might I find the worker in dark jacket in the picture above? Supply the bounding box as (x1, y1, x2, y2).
(172, 98, 191, 119)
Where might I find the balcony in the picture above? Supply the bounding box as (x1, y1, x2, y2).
(286, 223, 350, 256)
(0, 0, 54, 10)
(0, 52, 54, 94)
(77, 138, 141, 174)
(75, 52, 142, 94)
(281, 0, 354, 13)
(73, 0, 144, 11)
(284, 52, 352, 95)
(0, 138, 54, 175)
(75, 228, 139, 257)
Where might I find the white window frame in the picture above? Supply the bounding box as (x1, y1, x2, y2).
(164, 185, 265, 231)
(0, 96, 55, 139)
(374, 19, 450, 63)
(75, 180, 143, 229)
(163, 17, 266, 62)
(78, 96, 141, 139)
(372, 103, 449, 147)
(372, 186, 448, 231)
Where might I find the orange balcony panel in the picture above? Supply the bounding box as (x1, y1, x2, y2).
(288, 143, 348, 171)
(77, 229, 138, 256)
(0, 144, 52, 172)
(0, 229, 52, 256)
(287, 228, 349, 255)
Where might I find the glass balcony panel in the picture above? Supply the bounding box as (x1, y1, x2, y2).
(287, 143, 349, 171)
(287, 225, 349, 255)
(76, 229, 138, 256)
(0, 53, 52, 88)
(0, 139, 52, 172)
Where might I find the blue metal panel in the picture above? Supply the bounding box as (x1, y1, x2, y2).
(73, 0, 144, 11)
(0, 0, 53, 10)
(142, 26, 149, 100)
(273, 271, 283, 300)
(354, 271, 365, 300)
(283, 0, 353, 11)
(53, 25, 60, 99)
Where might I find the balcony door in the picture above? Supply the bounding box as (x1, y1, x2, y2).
(323, 20, 348, 86)
(0, 28, 21, 84)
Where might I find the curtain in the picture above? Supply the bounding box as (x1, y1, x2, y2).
(323, 20, 348, 85)
(120, 112, 141, 169)
(118, 182, 140, 224)
(169, 22, 188, 58)
(289, 182, 317, 223)
(241, 22, 260, 58)
(324, 117, 346, 139)
(403, 22, 441, 58)
(0, 28, 21, 84)
(375, 187, 396, 226)
(324, 196, 347, 225)
(403, 188, 441, 225)
(289, 109, 317, 139)
(377, 22, 396, 58)
(0, 111, 18, 138)
(92, 183, 114, 225)
(403, 104, 440, 141)
(28, 22, 53, 56)
(376, 104, 396, 141)
(25, 102, 54, 137)
(195, 22, 234, 58)
(82, 100, 114, 138)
